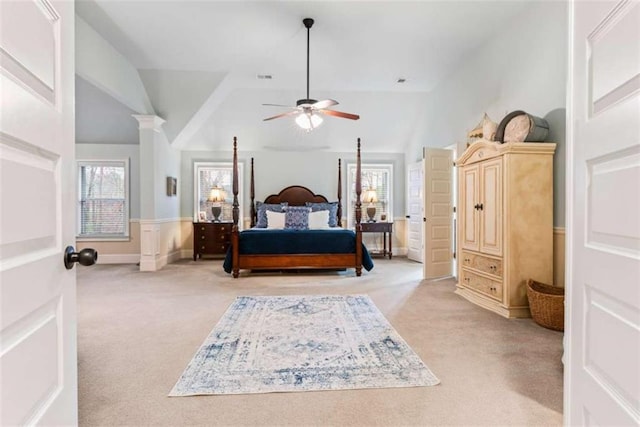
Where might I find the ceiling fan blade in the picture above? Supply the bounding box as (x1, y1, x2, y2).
(317, 109, 360, 120)
(263, 110, 300, 121)
(312, 99, 339, 109)
(262, 103, 296, 108)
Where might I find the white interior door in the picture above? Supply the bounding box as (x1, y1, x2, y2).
(566, 1, 640, 425)
(423, 148, 453, 279)
(0, 1, 79, 425)
(407, 160, 423, 262)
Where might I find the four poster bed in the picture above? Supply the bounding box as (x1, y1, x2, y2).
(223, 137, 373, 278)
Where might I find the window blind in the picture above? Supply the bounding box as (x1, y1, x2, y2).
(78, 161, 127, 237)
(347, 164, 393, 226)
(197, 168, 232, 221)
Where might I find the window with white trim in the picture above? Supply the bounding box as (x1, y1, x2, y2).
(346, 163, 393, 226)
(77, 160, 129, 239)
(194, 162, 243, 226)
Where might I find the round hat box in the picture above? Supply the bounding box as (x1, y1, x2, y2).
(495, 110, 549, 143)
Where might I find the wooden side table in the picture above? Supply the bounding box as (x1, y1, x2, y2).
(193, 222, 232, 260)
(360, 221, 393, 259)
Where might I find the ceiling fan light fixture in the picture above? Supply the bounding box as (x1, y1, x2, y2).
(295, 112, 323, 131)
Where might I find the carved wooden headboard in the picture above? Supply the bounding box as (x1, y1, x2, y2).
(263, 185, 329, 206)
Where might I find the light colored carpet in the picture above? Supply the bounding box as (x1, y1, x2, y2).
(77, 257, 563, 426)
(170, 295, 439, 396)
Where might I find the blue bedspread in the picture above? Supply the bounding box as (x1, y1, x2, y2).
(223, 228, 374, 273)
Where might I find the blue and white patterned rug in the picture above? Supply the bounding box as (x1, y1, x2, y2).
(169, 295, 440, 396)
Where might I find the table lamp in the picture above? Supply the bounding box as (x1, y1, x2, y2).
(363, 189, 378, 222)
(208, 186, 226, 222)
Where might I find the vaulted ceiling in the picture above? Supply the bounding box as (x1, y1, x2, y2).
(75, 0, 532, 152)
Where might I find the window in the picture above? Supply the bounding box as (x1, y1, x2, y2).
(194, 162, 243, 226)
(346, 163, 393, 226)
(77, 160, 129, 239)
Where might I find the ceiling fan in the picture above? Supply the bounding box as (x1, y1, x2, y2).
(263, 18, 360, 131)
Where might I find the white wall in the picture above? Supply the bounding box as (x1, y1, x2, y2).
(137, 119, 181, 221)
(188, 89, 428, 154)
(180, 149, 405, 222)
(154, 130, 181, 220)
(75, 15, 154, 115)
(406, 1, 567, 226)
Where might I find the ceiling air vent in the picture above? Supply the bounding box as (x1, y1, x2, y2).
(257, 74, 273, 80)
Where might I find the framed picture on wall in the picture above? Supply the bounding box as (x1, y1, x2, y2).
(166, 177, 177, 196)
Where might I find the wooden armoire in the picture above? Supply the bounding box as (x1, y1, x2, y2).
(455, 140, 556, 318)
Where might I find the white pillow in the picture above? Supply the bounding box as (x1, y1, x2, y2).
(266, 210, 285, 229)
(308, 210, 331, 229)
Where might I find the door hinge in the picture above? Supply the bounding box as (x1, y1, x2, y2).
(453, 206, 456, 213)
(453, 251, 456, 259)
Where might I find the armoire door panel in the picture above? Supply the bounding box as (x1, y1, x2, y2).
(480, 158, 503, 256)
(461, 164, 480, 252)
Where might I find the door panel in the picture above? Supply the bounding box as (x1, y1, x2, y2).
(407, 160, 423, 262)
(424, 148, 453, 278)
(0, 1, 78, 425)
(461, 164, 480, 252)
(566, 1, 640, 425)
(479, 158, 502, 256)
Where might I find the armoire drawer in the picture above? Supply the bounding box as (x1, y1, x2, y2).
(461, 251, 503, 277)
(461, 269, 503, 301)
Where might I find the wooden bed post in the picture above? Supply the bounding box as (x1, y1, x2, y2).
(231, 137, 240, 278)
(250, 157, 255, 228)
(337, 158, 342, 227)
(355, 138, 363, 276)
(355, 138, 362, 226)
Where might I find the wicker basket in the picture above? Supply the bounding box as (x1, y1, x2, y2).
(526, 279, 564, 331)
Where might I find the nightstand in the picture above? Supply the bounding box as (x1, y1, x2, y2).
(360, 221, 393, 259)
(193, 222, 232, 260)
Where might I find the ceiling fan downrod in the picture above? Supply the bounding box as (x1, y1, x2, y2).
(303, 18, 314, 104)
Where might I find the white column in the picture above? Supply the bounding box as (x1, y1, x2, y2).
(133, 114, 165, 271)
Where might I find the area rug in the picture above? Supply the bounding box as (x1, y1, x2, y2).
(169, 294, 440, 396)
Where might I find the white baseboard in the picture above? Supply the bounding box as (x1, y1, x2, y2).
(139, 250, 183, 271)
(167, 249, 182, 264)
(96, 254, 139, 264)
(395, 247, 408, 256)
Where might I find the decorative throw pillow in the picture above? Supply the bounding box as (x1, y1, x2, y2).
(284, 206, 311, 230)
(306, 202, 339, 227)
(265, 210, 285, 229)
(255, 202, 287, 228)
(308, 210, 331, 229)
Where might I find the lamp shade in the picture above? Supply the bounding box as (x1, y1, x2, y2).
(363, 189, 378, 204)
(208, 187, 226, 202)
(295, 112, 323, 130)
